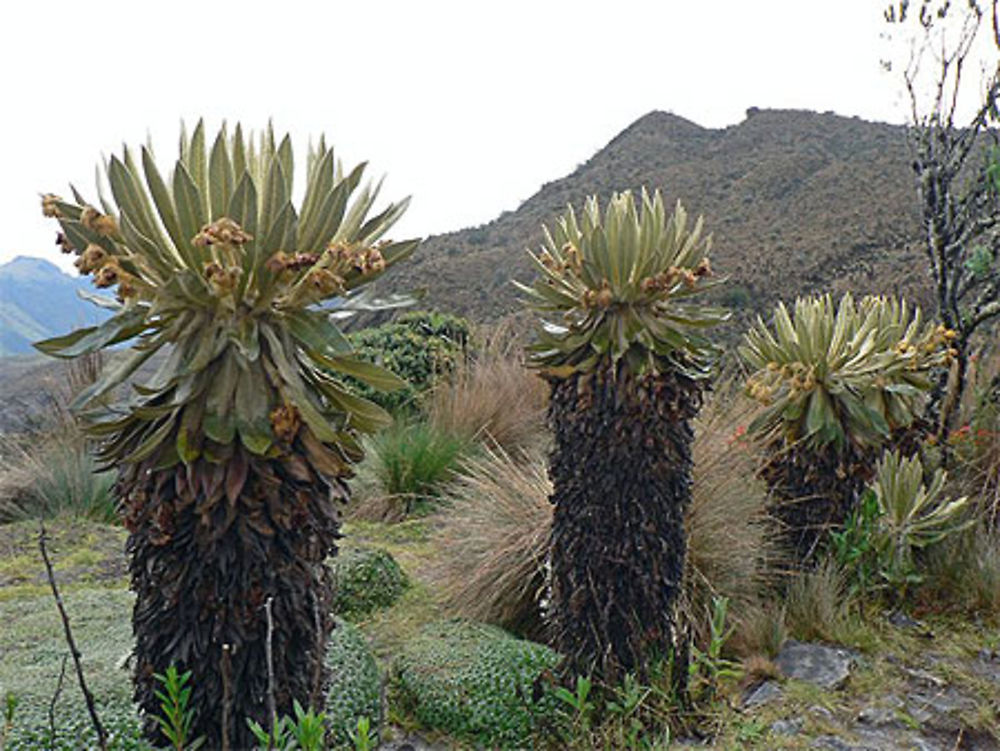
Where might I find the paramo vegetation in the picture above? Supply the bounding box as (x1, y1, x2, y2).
(3, 6, 1000, 743)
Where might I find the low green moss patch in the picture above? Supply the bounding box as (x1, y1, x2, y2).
(332, 546, 408, 621)
(325, 616, 382, 747)
(391, 619, 561, 749)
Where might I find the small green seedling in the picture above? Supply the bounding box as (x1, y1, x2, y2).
(153, 666, 205, 750)
(553, 675, 594, 734)
(348, 715, 378, 751)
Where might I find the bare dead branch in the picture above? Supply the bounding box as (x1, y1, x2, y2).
(220, 644, 232, 751)
(38, 523, 108, 751)
(48, 653, 68, 746)
(264, 597, 277, 740)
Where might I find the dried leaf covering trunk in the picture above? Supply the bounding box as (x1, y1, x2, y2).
(545, 363, 702, 683)
(760, 444, 872, 564)
(761, 424, 927, 563)
(119, 448, 343, 749)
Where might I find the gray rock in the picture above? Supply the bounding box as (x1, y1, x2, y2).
(743, 679, 783, 707)
(810, 704, 836, 720)
(852, 726, 946, 751)
(777, 640, 856, 689)
(901, 665, 946, 688)
(910, 687, 976, 715)
(856, 704, 902, 727)
(972, 648, 1000, 684)
(811, 735, 851, 750)
(377, 729, 447, 751)
(771, 718, 804, 736)
(888, 610, 923, 629)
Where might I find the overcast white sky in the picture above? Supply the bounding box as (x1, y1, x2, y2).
(2, 0, 996, 273)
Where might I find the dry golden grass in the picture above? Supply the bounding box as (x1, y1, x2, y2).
(919, 523, 1000, 617)
(429, 445, 552, 640)
(429, 383, 781, 651)
(684, 389, 778, 649)
(426, 325, 548, 455)
(730, 601, 788, 658)
(783, 559, 851, 643)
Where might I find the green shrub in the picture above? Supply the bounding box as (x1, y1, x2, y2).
(326, 618, 381, 748)
(331, 547, 408, 620)
(346, 311, 470, 413)
(366, 422, 468, 514)
(391, 620, 560, 749)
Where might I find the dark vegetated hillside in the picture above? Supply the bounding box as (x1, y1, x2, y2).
(380, 108, 927, 339)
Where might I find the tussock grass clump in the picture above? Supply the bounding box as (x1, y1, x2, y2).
(784, 559, 853, 643)
(426, 339, 547, 455)
(431, 446, 552, 639)
(917, 524, 1000, 617)
(352, 422, 469, 520)
(684, 391, 776, 649)
(0, 433, 116, 524)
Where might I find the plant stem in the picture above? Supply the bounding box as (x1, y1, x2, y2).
(264, 596, 277, 744)
(48, 653, 68, 746)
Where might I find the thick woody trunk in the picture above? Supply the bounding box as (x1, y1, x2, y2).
(119, 448, 345, 749)
(545, 362, 702, 683)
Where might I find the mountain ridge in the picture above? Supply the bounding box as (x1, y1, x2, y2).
(0, 255, 109, 356)
(376, 107, 926, 335)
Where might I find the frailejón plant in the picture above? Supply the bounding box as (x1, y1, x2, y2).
(518, 189, 727, 682)
(36, 121, 416, 747)
(741, 293, 952, 560)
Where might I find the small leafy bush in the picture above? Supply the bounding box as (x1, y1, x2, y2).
(391, 620, 560, 749)
(325, 617, 381, 748)
(331, 547, 408, 620)
(1, 699, 148, 750)
(347, 311, 470, 413)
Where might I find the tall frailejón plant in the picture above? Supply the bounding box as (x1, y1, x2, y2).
(740, 294, 953, 562)
(517, 189, 727, 682)
(36, 122, 417, 747)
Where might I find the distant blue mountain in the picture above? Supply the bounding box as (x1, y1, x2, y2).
(0, 256, 111, 356)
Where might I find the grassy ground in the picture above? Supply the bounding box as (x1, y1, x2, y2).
(0, 518, 126, 601)
(341, 519, 447, 661)
(1, 516, 997, 750)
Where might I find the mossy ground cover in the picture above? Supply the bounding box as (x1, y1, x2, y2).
(1, 516, 997, 750)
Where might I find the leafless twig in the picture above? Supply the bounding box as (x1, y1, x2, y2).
(47, 653, 68, 747)
(264, 596, 277, 739)
(220, 644, 232, 751)
(38, 522, 107, 750)
(310, 593, 323, 710)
